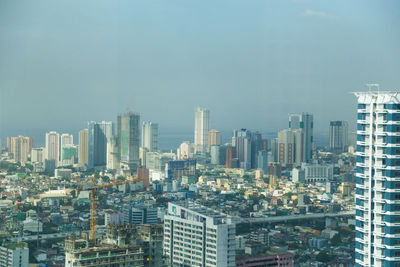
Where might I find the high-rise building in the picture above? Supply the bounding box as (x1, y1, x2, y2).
(31, 147, 44, 163)
(88, 121, 112, 169)
(210, 145, 221, 165)
(289, 113, 314, 162)
(257, 150, 268, 174)
(141, 121, 158, 152)
(329, 121, 349, 154)
(177, 141, 194, 160)
(9, 136, 32, 165)
(208, 129, 221, 151)
(302, 113, 314, 162)
(278, 129, 296, 168)
(354, 91, 400, 267)
(236, 129, 252, 170)
(251, 132, 262, 169)
(194, 107, 210, 153)
(78, 129, 88, 165)
(61, 145, 78, 166)
(116, 112, 140, 172)
(45, 131, 60, 166)
(277, 129, 304, 167)
(271, 138, 278, 162)
(226, 146, 234, 168)
(60, 133, 73, 165)
(163, 202, 236, 267)
(0, 242, 29, 267)
(289, 114, 302, 130)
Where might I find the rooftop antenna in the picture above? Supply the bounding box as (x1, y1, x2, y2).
(366, 83, 380, 92)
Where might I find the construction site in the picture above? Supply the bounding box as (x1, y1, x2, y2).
(64, 175, 164, 267)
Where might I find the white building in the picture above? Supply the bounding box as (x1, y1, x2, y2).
(302, 163, 333, 183)
(142, 121, 158, 152)
(45, 131, 60, 166)
(354, 91, 400, 267)
(31, 147, 44, 163)
(164, 202, 236, 267)
(177, 141, 195, 160)
(194, 107, 210, 154)
(0, 243, 29, 267)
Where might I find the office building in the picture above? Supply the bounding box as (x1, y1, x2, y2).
(164, 202, 236, 267)
(236, 129, 252, 170)
(329, 121, 349, 154)
(194, 107, 210, 153)
(289, 113, 314, 162)
(78, 128, 88, 165)
(301, 163, 333, 183)
(142, 121, 158, 152)
(132, 206, 158, 224)
(0, 242, 29, 267)
(45, 131, 60, 166)
(354, 91, 400, 267)
(271, 138, 278, 162)
(208, 129, 221, 151)
(251, 132, 262, 169)
(257, 150, 268, 174)
(116, 112, 140, 172)
(88, 121, 112, 169)
(277, 129, 304, 168)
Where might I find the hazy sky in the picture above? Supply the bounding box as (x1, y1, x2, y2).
(1, 0, 399, 145)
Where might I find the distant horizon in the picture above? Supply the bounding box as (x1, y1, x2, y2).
(1, 0, 398, 145)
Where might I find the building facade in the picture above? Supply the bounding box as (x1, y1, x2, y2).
(45, 131, 60, 167)
(78, 128, 89, 165)
(164, 202, 236, 267)
(354, 91, 400, 267)
(116, 112, 140, 172)
(142, 121, 158, 152)
(0, 243, 29, 267)
(194, 107, 210, 154)
(9, 136, 32, 165)
(88, 121, 112, 169)
(329, 121, 349, 154)
(208, 129, 221, 152)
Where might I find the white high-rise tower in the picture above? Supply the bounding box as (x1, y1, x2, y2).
(194, 107, 210, 154)
(354, 90, 400, 267)
(45, 131, 60, 166)
(142, 121, 158, 152)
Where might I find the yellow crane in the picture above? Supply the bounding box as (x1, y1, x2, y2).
(86, 175, 144, 246)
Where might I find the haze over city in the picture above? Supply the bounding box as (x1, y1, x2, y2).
(1, 0, 400, 147)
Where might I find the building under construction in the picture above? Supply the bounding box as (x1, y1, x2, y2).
(65, 224, 164, 267)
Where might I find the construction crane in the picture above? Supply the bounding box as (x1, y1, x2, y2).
(86, 175, 144, 246)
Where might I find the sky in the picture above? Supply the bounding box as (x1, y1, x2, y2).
(1, 0, 399, 147)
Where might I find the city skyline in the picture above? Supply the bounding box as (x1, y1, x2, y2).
(1, 0, 399, 141)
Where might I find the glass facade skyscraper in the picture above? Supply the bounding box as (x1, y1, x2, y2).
(116, 112, 140, 172)
(355, 92, 400, 267)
